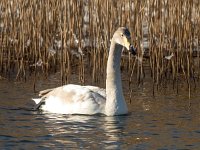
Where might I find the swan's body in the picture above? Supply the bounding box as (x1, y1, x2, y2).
(32, 27, 136, 116)
(33, 84, 106, 114)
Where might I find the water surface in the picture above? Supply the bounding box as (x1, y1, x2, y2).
(0, 73, 200, 149)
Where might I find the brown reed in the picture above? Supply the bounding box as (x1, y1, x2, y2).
(0, 0, 199, 96)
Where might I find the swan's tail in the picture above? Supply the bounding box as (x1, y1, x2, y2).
(32, 98, 42, 105)
(32, 98, 46, 110)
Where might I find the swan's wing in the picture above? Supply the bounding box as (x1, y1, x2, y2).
(83, 85, 106, 99)
(39, 88, 54, 97)
(35, 84, 106, 114)
(40, 85, 106, 102)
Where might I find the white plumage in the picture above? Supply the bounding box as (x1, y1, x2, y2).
(32, 27, 136, 116)
(33, 84, 106, 114)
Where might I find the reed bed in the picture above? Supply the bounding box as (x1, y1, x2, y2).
(0, 0, 199, 95)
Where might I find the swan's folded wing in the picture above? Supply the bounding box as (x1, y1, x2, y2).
(39, 88, 54, 97)
(84, 85, 106, 98)
(35, 84, 106, 114)
(39, 84, 106, 104)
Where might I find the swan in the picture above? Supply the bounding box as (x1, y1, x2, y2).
(32, 27, 136, 116)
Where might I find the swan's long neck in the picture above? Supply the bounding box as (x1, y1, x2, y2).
(105, 39, 128, 116)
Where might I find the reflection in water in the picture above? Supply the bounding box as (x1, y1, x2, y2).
(42, 113, 128, 149)
(0, 74, 200, 149)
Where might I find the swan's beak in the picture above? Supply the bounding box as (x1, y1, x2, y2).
(124, 38, 137, 55)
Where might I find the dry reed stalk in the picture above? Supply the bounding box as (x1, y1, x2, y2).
(0, 0, 199, 96)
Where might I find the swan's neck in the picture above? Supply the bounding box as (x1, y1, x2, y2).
(105, 40, 128, 116)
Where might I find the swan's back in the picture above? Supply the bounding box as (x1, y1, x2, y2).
(34, 84, 106, 114)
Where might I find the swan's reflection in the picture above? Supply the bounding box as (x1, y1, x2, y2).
(42, 113, 128, 148)
(103, 116, 125, 140)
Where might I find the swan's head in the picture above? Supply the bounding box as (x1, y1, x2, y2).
(113, 27, 136, 55)
(113, 27, 137, 55)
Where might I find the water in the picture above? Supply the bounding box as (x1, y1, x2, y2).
(0, 73, 200, 149)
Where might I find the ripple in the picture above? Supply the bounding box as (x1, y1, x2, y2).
(1, 78, 200, 149)
(165, 123, 176, 126)
(195, 130, 200, 134)
(0, 135, 15, 140)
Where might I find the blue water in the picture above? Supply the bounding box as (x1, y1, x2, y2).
(0, 74, 200, 149)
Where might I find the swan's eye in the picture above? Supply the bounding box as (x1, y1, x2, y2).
(121, 34, 124, 37)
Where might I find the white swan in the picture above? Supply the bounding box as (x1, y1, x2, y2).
(32, 27, 136, 116)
